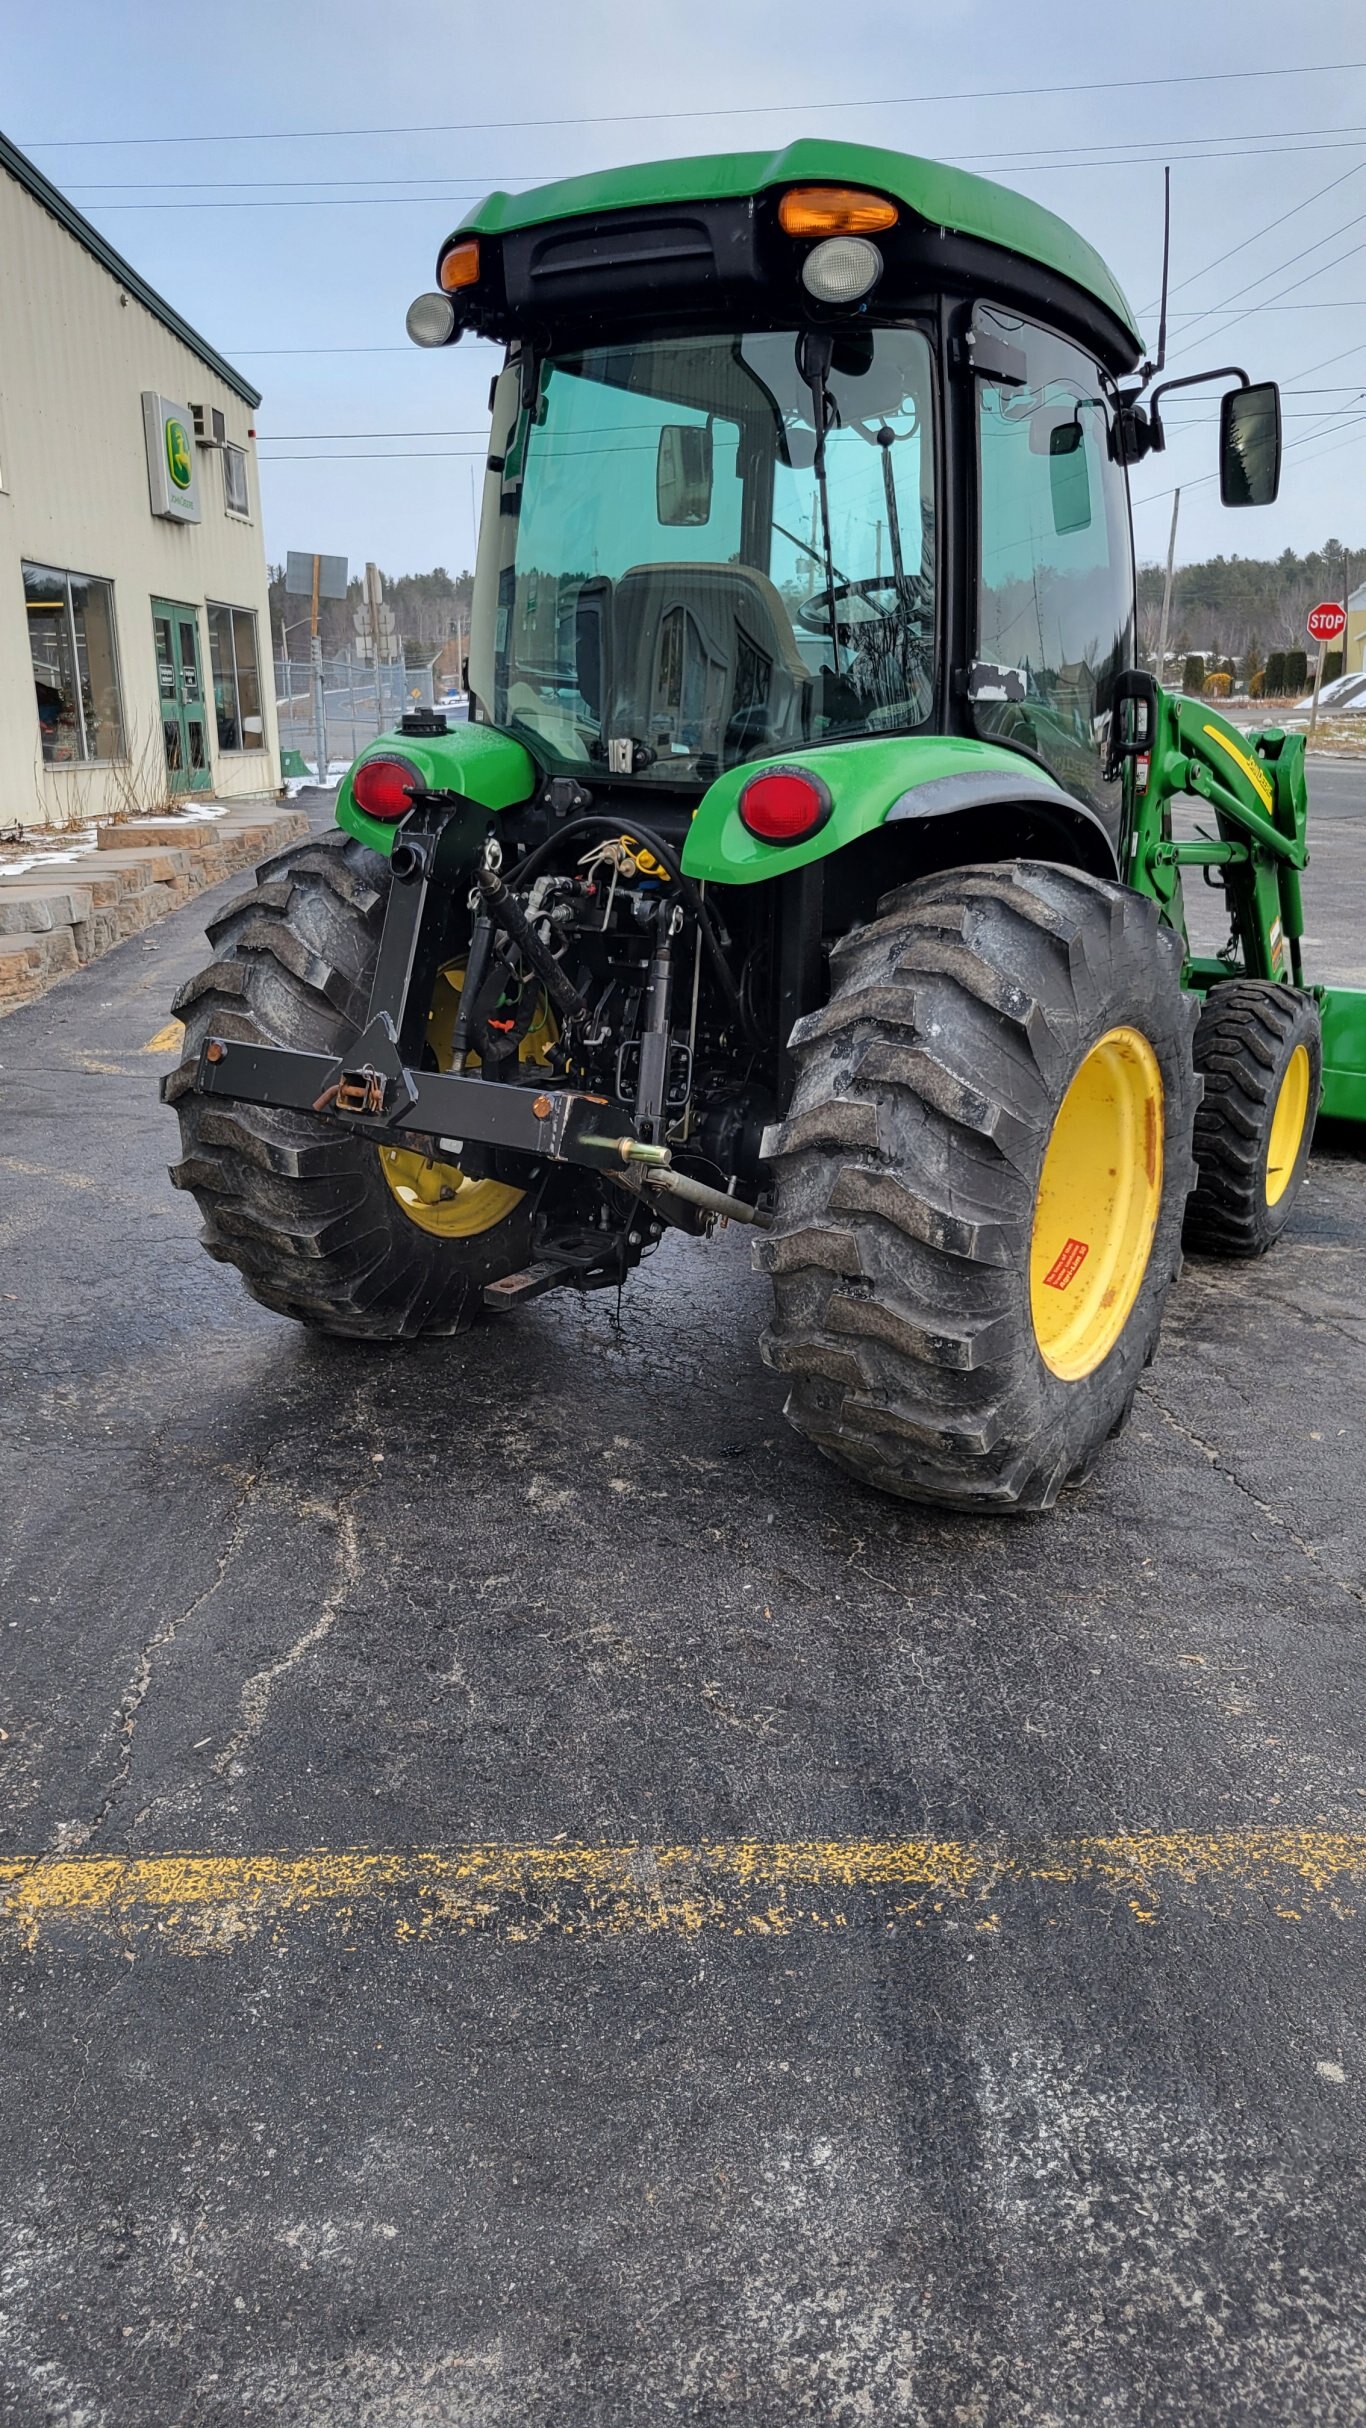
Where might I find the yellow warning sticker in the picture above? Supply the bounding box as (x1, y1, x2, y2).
(1201, 724, 1275, 813)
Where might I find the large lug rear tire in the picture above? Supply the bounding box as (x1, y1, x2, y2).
(1184, 980, 1321, 1258)
(757, 861, 1200, 1513)
(163, 830, 533, 1339)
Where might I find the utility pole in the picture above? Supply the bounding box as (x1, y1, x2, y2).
(366, 562, 386, 734)
(309, 553, 328, 785)
(1309, 632, 1328, 736)
(1155, 488, 1180, 683)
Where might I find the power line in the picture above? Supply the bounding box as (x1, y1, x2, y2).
(59, 124, 1366, 191)
(1167, 300, 1366, 313)
(21, 56, 1366, 150)
(1134, 396, 1366, 507)
(65, 136, 1366, 211)
(74, 193, 487, 211)
(1159, 206, 1366, 363)
(1138, 157, 1366, 317)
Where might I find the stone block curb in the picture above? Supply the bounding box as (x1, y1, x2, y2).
(0, 802, 310, 1015)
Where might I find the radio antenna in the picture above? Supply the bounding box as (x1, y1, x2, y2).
(1141, 167, 1171, 386)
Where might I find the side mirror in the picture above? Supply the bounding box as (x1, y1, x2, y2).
(1029, 409, 1083, 455)
(1220, 381, 1281, 506)
(657, 423, 713, 527)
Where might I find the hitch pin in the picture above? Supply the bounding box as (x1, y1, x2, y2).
(580, 1135, 772, 1229)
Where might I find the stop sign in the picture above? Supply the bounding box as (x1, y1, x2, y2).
(1307, 600, 1347, 642)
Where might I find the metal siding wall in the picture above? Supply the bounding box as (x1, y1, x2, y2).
(0, 172, 279, 826)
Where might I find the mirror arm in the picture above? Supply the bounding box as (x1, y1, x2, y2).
(1146, 365, 1248, 451)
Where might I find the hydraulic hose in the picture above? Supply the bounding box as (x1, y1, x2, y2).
(501, 812, 745, 1031)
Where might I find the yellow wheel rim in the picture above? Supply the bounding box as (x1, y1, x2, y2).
(1265, 1043, 1310, 1208)
(378, 961, 554, 1240)
(1030, 1025, 1164, 1383)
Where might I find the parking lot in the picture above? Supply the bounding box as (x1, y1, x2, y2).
(1, 771, 1363, 2424)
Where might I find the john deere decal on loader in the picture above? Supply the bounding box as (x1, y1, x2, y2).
(163, 139, 1366, 1511)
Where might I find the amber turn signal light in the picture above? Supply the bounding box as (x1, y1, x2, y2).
(778, 186, 898, 238)
(438, 237, 481, 293)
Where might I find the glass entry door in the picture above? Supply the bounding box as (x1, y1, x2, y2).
(151, 600, 212, 791)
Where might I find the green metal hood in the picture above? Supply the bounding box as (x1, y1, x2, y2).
(453, 139, 1142, 355)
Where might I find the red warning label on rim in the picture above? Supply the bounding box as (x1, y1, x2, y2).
(1043, 1237, 1090, 1290)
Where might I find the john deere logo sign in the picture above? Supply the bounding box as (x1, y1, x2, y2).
(142, 391, 202, 522)
(165, 417, 192, 490)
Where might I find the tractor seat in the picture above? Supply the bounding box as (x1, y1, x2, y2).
(613, 561, 813, 762)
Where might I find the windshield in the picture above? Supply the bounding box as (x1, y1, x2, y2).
(470, 326, 935, 784)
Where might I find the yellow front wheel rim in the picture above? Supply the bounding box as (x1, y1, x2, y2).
(1265, 1043, 1310, 1207)
(1030, 1025, 1164, 1383)
(378, 960, 554, 1240)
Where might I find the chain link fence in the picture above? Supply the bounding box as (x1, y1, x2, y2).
(274, 656, 460, 776)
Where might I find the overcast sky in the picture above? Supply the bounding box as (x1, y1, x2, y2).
(9, 0, 1366, 582)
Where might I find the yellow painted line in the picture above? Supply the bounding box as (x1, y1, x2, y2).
(0, 1830, 1361, 1952)
(141, 1019, 185, 1055)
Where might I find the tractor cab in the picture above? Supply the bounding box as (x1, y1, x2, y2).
(410, 142, 1152, 844)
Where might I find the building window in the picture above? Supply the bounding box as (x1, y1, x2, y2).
(207, 604, 264, 751)
(222, 443, 250, 517)
(23, 563, 126, 763)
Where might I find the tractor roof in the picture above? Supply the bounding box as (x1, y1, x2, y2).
(453, 138, 1143, 356)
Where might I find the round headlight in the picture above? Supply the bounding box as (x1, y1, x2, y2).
(800, 237, 883, 305)
(406, 291, 458, 348)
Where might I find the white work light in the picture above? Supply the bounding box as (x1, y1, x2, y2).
(406, 291, 458, 347)
(800, 237, 883, 305)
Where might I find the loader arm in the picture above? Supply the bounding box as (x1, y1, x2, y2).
(1130, 691, 1366, 1124)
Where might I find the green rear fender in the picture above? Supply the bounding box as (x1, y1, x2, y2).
(336, 724, 538, 857)
(681, 734, 1116, 885)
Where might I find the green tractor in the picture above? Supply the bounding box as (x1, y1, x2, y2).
(165, 140, 1366, 1512)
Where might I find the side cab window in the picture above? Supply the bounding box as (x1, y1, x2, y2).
(973, 306, 1134, 820)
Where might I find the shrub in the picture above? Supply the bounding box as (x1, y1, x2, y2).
(1324, 649, 1344, 683)
(1284, 647, 1308, 693)
(1264, 651, 1286, 695)
(1182, 654, 1205, 695)
(1205, 670, 1232, 697)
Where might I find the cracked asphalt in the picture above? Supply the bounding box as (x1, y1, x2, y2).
(1, 777, 1364, 2425)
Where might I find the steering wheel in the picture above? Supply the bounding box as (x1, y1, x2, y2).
(797, 576, 919, 635)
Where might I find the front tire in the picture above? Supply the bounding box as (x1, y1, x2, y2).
(1184, 981, 1321, 1257)
(758, 861, 1200, 1512)
(163, 830, 533, 1338)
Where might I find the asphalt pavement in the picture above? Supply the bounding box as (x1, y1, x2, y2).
(1, 778, 1364, 2425)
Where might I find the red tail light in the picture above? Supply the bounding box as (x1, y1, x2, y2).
(351, 755, 421, 821)
(738, 766, 833, 844)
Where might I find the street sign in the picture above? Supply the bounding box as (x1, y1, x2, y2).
(286, 551, 348, 600)
(1307, 601, 1347, 643)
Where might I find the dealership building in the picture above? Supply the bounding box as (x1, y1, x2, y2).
(0, 130, 279, 828)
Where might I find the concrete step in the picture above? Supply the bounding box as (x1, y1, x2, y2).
(98, 817, 224, 853)
(0, 882, 97, 937)
(0, 928, 80, 1003)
